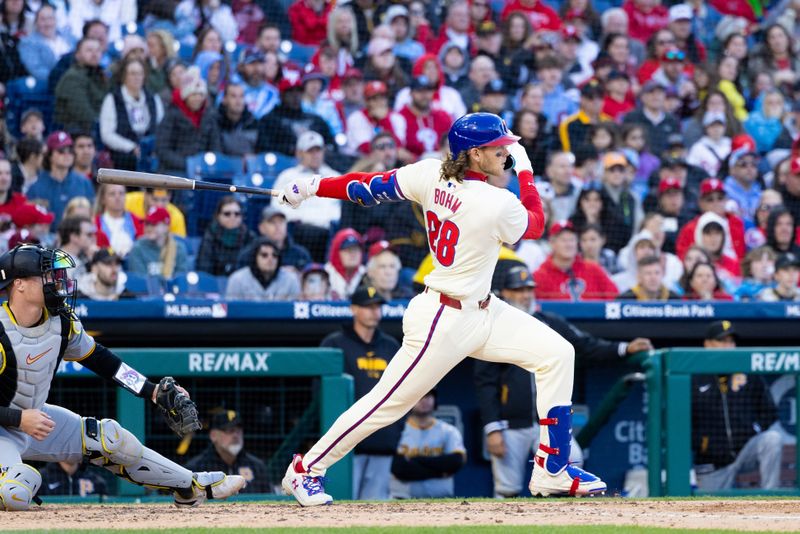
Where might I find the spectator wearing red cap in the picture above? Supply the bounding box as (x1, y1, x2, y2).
(127, 205, 189, 279)
(155, 66, 222, 177)
(559, 24, 597, 87)
(559, 1, 601, 41)
(0, 158, 30, 228)
(393, 54, 466, 123)
(362, 243, 413, 300)
(501, 0, 562, 32)
(622, 0, 668, 44)
(26, 131, 96, 230)
(232, 0, 266, 45)
(11, 202, 55, 246)
(287, 0, 331, 45)
(676, 177, 746, 261)
(533, 221, 618, 300)
(397, 75, 452, 160)
(346, 80, 407, 156)
(255, 74, 335, 156)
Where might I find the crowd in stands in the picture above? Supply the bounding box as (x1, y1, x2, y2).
(0, 0, 798, 303)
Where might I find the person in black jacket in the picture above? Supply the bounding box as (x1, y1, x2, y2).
(320, 285, 402, 500)
(218, 82, 258, 156)
(692, 321, 783, 490)
(39, 460, 108, 497)
(255, 78, 334, 156)
(475, 260, 653, 497)
(186, 408, 272, 494)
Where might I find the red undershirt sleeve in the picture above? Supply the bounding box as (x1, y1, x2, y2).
(517, 170, 545, 240)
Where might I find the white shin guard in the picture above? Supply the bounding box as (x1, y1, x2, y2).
(82, 417, 193, 491)
(0, 464, 41, 511)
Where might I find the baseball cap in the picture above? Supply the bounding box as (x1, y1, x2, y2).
(6, 229, 40, 249)
(792, 155, 800, 174)
(145, 206, 170, 225)
(351, 285, 386, 306)
(666, 133, 685, 148)
(278, 77, 303, 93)
(12, 203, 55, 227)
(703, 111, 726, 127)
(364, 80, 388, 99)
(301, 262, 327, 276)
(606, 70, 629, 82)
(549, 220, 576, 236)
(658, 177, 682, 194)
(731, 133, 757, 153)
(368, 239, 392, 260)
(729, 146, 759, 168)
(775, 252, 800, 270)
(661, 155, 689, 168)
(641, 80, 666, 94)
(260, 205, 286, 221)
(340, 234, 362, 250)
(342, 67, 363, 81)
(476, 20, 497, 37)
(669, 4, 693, 22)
(502, 264, 535, 290)
(603, 151, 627, 169)
(384, 4, 409, 24)
(561, 25, 581, 42)
(411, 75, 437, 91)
(367, 37, 394, 57)
(482, 78, 506, 95)
(700, 177, 725, 197)
(46, 131, 73, 151)
(705, 320, 737, 341)
(301, 66, 327, 85)
(90, 247, 121, 267)
(296, 130, 325, 152)
(209, 408, 243, 431)
(242, 48, 265, 64)
(580, 81, 604, 99)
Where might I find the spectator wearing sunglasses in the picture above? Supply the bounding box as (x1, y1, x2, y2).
(649, 48, 690, 97)
(225, 237, 300, 301)
(195, 196, 255, 276)
(724, 147, 762, 225)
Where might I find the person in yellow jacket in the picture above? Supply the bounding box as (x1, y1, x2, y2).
(125, 188, 187, 237)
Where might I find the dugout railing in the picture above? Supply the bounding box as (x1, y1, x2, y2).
(645, 348, 800, 496)
(56, 348, 353, 499)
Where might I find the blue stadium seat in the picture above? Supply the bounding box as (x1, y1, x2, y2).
(285, 42, 317, 67)
(5, 76, 53, 137)
(243, 152, 297, 189)
(123, 272, 164, 297)
(184, 153, 245, 235)
(167, 271, 223, 298)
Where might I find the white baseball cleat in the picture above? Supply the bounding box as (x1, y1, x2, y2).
(528, 458, 607, 497)
(173, 472, 246, 508)
(282, 454, 333, 506)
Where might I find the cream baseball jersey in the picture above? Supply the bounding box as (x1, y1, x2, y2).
(395, 159, 529, 301)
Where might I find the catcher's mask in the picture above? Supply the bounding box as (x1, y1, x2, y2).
(0, 244, 77, 319)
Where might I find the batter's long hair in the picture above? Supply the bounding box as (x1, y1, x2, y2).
(440, 151, 469, 184)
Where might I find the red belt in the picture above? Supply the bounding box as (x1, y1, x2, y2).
(425, 287, 491, 310)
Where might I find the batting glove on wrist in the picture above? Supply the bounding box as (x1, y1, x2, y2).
(506, 141, 533, 175)
(279, 175, 320, 208)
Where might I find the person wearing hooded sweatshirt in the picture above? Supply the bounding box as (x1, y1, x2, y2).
(155, 66, 221, 177)
(325, 228, 367, 300)
(438, 42, 469, 89)
(765, 207, 800, 257)
(225, 237, 301, 300)
(676, 178, 746, 261)
(693, 212, 742, 285)
(393, 54, 466, 121)
(194, 50, 227, 102)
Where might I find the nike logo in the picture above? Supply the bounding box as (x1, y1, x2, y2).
(48, 482, 61, 490)
(699, 384, 711, 393)
(26, 348, 53, 365)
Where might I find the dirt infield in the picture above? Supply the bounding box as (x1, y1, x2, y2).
(3, 499, 800, 531)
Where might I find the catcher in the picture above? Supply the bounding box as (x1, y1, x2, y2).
(0, 244, 245, 511)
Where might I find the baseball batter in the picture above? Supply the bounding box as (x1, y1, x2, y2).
(0, 244, 245, 510)
(279, 113, 606, 505)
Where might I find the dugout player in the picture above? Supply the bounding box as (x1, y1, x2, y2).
(475, 261, 653, 497)
(186, 408, 271, 493)
(278, 112, 608, 506)
(0, 244, 245, 510)
(320, 285, 403, 500)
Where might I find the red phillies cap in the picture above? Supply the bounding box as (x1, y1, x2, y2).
(791, 155, 800, 174)
(731, 133, 756, 153)
(549, 220, 576, 236)
(46, 131, 72, 151)
(561, 25, 580, 41)
(700, 177, 725, 197)
(144, 206, 170, 225)
(342, 67, 363, 80)
(364, 80, 388, 99)
(368, 240, 393, 260)
(658, 177, 682, 194)
(12, 203, 55, 227)
(278, 77, 303, 93)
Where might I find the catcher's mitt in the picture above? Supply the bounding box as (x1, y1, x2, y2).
(155, 377, 201, 437)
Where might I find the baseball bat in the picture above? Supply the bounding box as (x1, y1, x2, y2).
(96, 168, 279, 197)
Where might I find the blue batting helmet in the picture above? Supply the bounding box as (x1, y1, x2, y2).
(448, 112, 520, 158)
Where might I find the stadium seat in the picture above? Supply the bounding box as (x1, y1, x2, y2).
(184, 153, 245, 235)
(168, 271, 223, 298)
(5, 76, 53, 137)
(123, 272, 164, 297)
(244, 152, 297, 188)
(284, 42, 317, 67)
